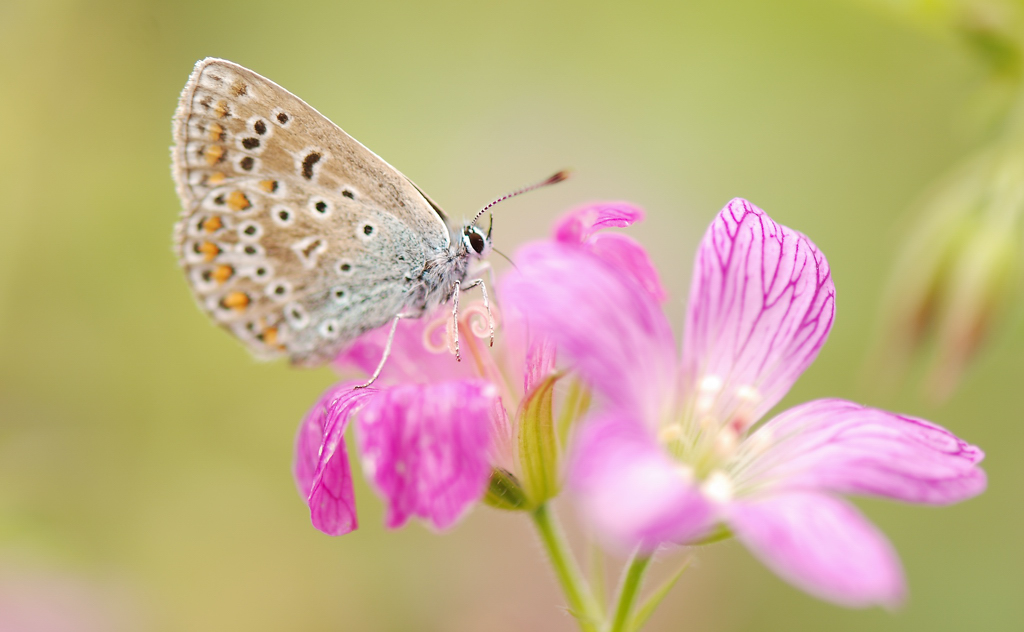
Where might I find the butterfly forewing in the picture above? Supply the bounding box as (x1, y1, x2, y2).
(172, 58, 450, 365)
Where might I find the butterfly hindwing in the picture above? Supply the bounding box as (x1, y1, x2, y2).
(171, 58, 451, 364)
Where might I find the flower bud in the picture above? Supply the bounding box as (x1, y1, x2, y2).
(483, 467, 530, 511)
(872, 143, 1023, 399)
(517, 374, 562, 505)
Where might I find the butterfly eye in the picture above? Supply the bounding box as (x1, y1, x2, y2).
(465, 227, 487, 255)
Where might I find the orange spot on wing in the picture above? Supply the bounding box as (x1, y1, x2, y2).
(221, 292, 250, 311)
(212, 264, 234, 283)
(199, 241, 220, 261)
(226, 190, 251, 211)
(204, 145, 225, 165)
(206, 172, 227, 185)
(208, 122, 225, 141)
(202, 216, 223, 233)
(258, 179, 278, 193)
(260, 327, 278, 346)
(215, 100, 230, 118)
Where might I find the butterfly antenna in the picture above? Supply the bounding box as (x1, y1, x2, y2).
(471, 170, 571, 226)
(492, 247, 518, 270)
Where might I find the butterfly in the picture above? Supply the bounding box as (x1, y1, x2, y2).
(171, 58, 565, 383)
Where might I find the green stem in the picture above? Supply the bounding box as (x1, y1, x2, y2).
(531, 504, 603, 632)
(608, 553, 652, 632)
(628, 557, 692, 632)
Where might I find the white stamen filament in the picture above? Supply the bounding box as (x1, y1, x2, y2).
(745, 428, 773, 454)
(461, 302, 497, 339)
(422, 316, 451, 354)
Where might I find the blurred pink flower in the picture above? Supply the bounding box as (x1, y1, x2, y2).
(501, 198, 987, 608)
(293, 202, 662, 536)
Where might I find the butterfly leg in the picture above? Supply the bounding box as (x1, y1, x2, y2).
(355, 313, 411, 388)
(474, 262, 497, 347)
(451, 278, 495, 362)
(452, 280, 463, 361)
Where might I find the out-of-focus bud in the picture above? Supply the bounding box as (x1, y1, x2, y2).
(483, 467, 530, 511)
(871, 142, 1024, 400)
(926, 216, 1017, 397)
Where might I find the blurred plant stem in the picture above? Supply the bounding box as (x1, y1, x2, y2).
(530, 505, 685, 631)
(608, 553, 651, 632)
(531, 504, 604, 631)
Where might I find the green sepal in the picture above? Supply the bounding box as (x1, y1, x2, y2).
(483, 467, 530, 511)
(689, 523, 733, 545)
(518, 373, 562, 504)
(557, 378, 591, 446)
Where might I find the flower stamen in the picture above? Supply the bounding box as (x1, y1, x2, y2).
(422, 315, 451, 354)
(701, 470, 734, 503)
(714, 426, 739, 457)
(658, 423, 684, 443)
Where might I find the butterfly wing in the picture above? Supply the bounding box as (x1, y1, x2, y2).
(172, 58, 450, 365)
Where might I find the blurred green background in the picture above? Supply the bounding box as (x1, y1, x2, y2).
(1, 0, 1021, 630)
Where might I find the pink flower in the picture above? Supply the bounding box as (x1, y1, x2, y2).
(293, 379, 499, 535)
(293, 202, 663, 535)
(501, 198, 987, 608)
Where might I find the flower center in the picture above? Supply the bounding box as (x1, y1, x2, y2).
(659, 374, 765, 486)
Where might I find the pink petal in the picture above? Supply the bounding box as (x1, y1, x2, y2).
(293, 382, 377, 536)
(553, 201, 645, 244)
(501, 242, 677, 421)
(729, 493, 905, 608)
(356, 380, 498, 530)
(553, 202, 667, 304)
(587, 232, 668, 303)
(569, 415, 715, 552)
(333, 307, 478, 384)
(523, 336, 557, 395)
(739, 399, 986, 504)
(681, 199, 835, 425)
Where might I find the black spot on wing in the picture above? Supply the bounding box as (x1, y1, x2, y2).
(301, 152, 321, 179)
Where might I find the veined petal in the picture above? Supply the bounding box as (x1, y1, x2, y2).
(681, 199, 835, 425)
(502, 242, 677, 420)
(729, 493, 905, 608)
(553, 201, 645, 244)
(293, 382, 377, 536)
(356, 380, 498, 530)
(737, 399, 986, 504)
(523, 336, 557, 395)
(569, 415, 715, 552)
